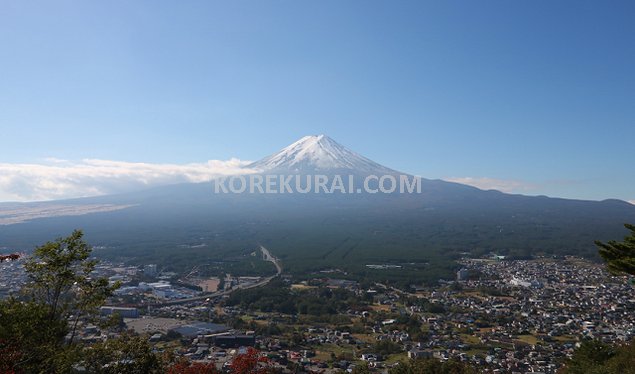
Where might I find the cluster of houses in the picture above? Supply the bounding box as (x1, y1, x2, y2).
(407, 258, 635, 373)
(0, 254, 26, 297)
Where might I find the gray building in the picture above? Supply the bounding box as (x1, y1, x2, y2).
(100, 306, 139, 318)
(457, 268, 469, 281)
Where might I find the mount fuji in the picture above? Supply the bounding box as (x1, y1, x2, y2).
(247, 134, 396, 175)
(1, 135, 634, 283)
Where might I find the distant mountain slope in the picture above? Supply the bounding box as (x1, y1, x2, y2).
(0, 136, 634, 280)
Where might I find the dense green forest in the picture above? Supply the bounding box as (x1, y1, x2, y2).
(225, 279, 368, 316)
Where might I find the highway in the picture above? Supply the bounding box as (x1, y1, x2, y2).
(260, 244, 282, 275)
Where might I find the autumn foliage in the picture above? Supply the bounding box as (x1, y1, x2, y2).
(0, 339, 22, 374)
(167, 348, 274, 374)
(0, 254, 20, 263)
(229, 347, 274, 374)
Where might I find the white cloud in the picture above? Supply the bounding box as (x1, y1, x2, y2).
(0, 158, 255, 202)
(445, 176, 538, 194)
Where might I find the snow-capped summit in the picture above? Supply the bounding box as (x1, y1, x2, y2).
(247, 135, 397, 174)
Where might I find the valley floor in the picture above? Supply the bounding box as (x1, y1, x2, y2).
(2, 255, 633, 373)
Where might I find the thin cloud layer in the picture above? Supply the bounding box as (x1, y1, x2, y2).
(445, 177, 538, 194)
(0, 158, 254, 202)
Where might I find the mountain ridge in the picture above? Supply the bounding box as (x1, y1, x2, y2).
(1, 135, 634, 282)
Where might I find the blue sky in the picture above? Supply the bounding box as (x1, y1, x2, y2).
(1, 1, 634, 202)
